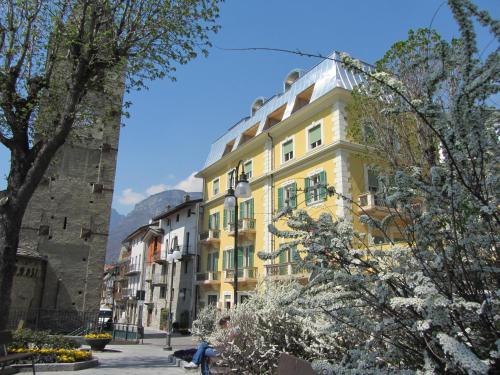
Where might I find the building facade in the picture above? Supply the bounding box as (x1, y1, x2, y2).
(195, 52, 389, 310)
(118, 196, 202, 330)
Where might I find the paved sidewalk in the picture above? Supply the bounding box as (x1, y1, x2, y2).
(35, 335, 199, 375)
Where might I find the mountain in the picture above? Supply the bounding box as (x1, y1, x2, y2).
(105, 189, 202, 263)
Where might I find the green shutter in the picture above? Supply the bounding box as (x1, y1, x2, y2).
(239, 202, 244, 219)
(229, 250, 234, 269)
(208, 215, 212, 230)
(305, 178, 311, 205)
(249, 199, 254, 218)
(207, 253, 212, 272)
(244, 161, 252, 176)
(231, 208, 236, 223)
(215, 212, 220, 229)
(223, 209, 227, 228)
(290, 246, 298, 262)
(319, 171, 327, 200)
(237, 247, 244, 268)
(290, 183, 297, 208)
(309, 125, 321, 145)
(279, 249, 287, 264)
(278, 187, 284, 210)
(223, 251, 227, 270)
(214, 253, 219, 272)
(247, 246, 254, 267)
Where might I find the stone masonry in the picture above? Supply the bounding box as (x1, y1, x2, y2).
(15, 68, 124, 314)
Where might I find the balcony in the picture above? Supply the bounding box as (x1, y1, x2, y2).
(153, 251, 168, 264)
(125, 263, 141, 276)
(199, 229, 221, 244)
(121, 288, 135, 299)
(152, 273, 168, 285)
(227, 218, 256, 237)
(359, 192, 425, 218)
(223, 267, 258, 283)
(265, 263, 307, 279)
(145, 269, 153, 282)
(196, 271, 221, 285)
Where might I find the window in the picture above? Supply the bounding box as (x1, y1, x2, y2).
(212, 178, 220, 196)
(223, 207, 236, 230)
(239, 198, 254, 219)
(183, 260, 188, 274)
(243, 160, 253, 179)
(282, 139, 293, 162)
(278, 183, 297, 210)
(176, 214, 180, 222)
(181, 288, 187, 301)
(187, 208, 192, 217)
(222, 246, 253, 272)
(305, 171, 327, 205)
(367, 169, 379, 193)
(208, 295, 218, 306)
(160, 287, 166, 298)
(208, 212, 220, 230)
(185, 232, 190, 253)
(207, 252, 219, 272)
(308, 124, 322, 149)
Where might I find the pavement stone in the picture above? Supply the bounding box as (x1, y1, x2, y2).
(35, 335, 200, 375)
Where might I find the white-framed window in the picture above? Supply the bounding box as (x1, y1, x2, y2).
(305, 170, 327, 205)
(207, 294, 218, 306)
(243, 160, 253, 179)
(212, 178, 220, 196)
(307, 122, 323, 150)
(277, 182, 297, 210)
(282, 138, 294, 163)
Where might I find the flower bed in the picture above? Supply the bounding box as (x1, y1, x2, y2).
(8, 348, 92, 363)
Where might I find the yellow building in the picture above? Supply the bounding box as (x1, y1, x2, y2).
(195, 52, 389, 310)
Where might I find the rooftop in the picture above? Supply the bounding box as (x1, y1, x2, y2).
(202, 51, 368, 169)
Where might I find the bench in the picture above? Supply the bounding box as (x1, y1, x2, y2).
(0, 331, 36, 375)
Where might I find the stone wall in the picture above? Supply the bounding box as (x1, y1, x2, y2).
(17, 66, 124, 314)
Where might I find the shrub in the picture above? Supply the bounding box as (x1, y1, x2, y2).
(9, 329, 79, 350)
(83, 333, 112, 339)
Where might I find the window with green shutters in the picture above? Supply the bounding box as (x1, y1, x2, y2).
(240, 198, 254, 219)
(308, 124, 322, 149)
(246, 245, 254, 267)
(223, 208, 236, 229)
(243, 160, 253, 179)
(223, 250, 234, 270)
(305, 171, 327, 205)
(367, 169, 379, 193)
(207, 252, 218, 272)
(208, 212, 220, 230)
(282, 139, 293, 162)
(277, 183, 297, 210)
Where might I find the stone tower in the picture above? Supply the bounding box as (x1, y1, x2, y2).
(17, 67, 124, 313)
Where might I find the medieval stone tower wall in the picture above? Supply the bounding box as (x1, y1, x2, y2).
(18, 68, 124, 313)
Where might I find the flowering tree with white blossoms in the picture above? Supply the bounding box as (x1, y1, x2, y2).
(195, 1, 498, 373)
(260, 0, 499, 373)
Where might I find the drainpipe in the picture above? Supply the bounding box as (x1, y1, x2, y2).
(267, 133, 275, 254)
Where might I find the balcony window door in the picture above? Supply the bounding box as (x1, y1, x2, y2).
(223, 208, 236, 230)
(239, 198, 254, 220)
(207, 252, 219, 273)
(208, 212, 220, 230)
(305, 171, 327, 205)
(278, 183, 297, 210)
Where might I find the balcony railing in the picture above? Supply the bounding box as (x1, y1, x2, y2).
(121, 288, 135, 299)
(199, 229, 221, 242)
(153, 251, 167, 264)
(359, 192, 386, 208)
(196, 271, 221, 283)
(125, 263, 141, 275)
(223, 267, 258, 281)
(265, 263, 306, 278)
(152, 274, 168, 285)
(227, 218, 256, 236)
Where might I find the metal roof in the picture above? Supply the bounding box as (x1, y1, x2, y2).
(202, 51, 368, 169)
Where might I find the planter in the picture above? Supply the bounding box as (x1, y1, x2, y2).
(85, 338, 111, 351)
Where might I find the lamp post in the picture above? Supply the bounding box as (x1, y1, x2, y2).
(163, 247, 182, 350)
(224, 160, 252, 307)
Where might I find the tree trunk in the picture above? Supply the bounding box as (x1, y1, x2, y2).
(0, 205, 24, 331)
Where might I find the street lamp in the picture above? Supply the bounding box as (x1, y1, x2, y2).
(163, 247, 182, 350)
(224, 160, 251, 307)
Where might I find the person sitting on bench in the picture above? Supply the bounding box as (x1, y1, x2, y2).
(184, 316, 230, 374)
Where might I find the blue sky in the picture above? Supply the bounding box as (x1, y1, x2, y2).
(0, 1, 498, 215)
